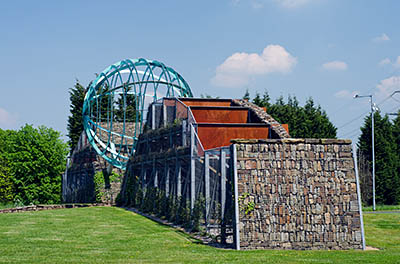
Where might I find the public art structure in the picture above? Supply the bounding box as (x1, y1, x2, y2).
(63, 58, 365, 250)
(82, 58, 192, 169)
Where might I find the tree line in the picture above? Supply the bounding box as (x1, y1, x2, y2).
(243, 90, 399, 206)
(0, 125, 68, 205)
(358, 111, 400, 205)
(243, 90, 337, 138)
(2, 82, 397, 207)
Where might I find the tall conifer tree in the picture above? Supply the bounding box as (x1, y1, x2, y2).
(67, 81, 86, 153)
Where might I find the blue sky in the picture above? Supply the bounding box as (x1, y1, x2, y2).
(1, 0, 400, 144)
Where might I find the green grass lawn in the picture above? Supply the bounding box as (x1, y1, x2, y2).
(0, 203, 16, 210)
(363, 204, 400, 212)
(0, 207, 399, 263)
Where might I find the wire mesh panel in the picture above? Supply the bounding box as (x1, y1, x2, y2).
(203, 147, 234, 244)
(120, 100, 235, 247)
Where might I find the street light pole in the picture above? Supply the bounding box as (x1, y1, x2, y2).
(354, 94, 376, 211)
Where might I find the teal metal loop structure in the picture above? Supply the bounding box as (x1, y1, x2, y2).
(83, 58, 193, 169)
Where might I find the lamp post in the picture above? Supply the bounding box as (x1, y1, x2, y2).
(354, 94, 376, 211)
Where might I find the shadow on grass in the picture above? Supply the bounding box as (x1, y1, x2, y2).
(119, 206, 231, 248)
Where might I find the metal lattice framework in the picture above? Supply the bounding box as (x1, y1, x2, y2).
(83, 58, 193, 169)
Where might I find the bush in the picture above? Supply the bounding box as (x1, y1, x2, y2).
(0, 125, 68, 205)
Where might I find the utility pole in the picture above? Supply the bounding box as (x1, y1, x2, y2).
(354, 94, 376, 211)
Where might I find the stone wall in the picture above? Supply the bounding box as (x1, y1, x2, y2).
(0, 203, 109, 214)
(233, 138, 363, 250)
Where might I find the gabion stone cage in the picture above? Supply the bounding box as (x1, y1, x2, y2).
(83, 58, 193, 169)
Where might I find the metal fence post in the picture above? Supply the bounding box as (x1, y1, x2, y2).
(205, 152, 210, 227)
(163, 100, 167, 127)
(151, 103, 156, 130)
(177, 159, 181, 198)
(141, 163, 145, 189)
(190, 124, 196, 210)
(220, 149, 226, 220)
(353, 145, 366, 250)
(165, 161, 169, 197)
(231, 144, 240, 250)
(153, 159, 157, 188)
(182, 120, 187, 147)
(154, 170, 158, 188)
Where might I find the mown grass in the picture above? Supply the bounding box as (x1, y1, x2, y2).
(0, 206, 399, 263)
(363, 204, 400, 212)
(0, 203, 17, 210)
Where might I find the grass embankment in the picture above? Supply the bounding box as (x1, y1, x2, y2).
(0, 206, 399, 263)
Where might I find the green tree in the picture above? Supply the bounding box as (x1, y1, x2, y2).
(252, 92, 263, 107)
(0, 130, 13, 203)
(243, 89, 250, 101)
(67, 81, 86, 153)
(252, 90, 271, 109)
(200, 94, 220, 99)
(358, 112, 399, 205)
(4, 125, 68, 205)
(248, 91, 337, 138)
(393, 111, 400, 204)
(114, 87, 138, 122)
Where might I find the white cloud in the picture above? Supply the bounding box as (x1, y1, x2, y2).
(334, 90, 359, 99)
(275, 0, 312, 8)
(231, 0, 241, 6)
(0, 107, 17, 127)
(372, 33, 390, 43)
(322, 61, 348, 71)
(378, 58, 391, 67)
(376, 76, 400, 100)
(377, 56, 400, 68)
(211, 44, 297, 88)
(393, 56, 400, 68)
(251, 1, 264, 9)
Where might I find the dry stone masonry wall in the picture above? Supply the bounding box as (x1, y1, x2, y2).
(233, 138, 363, 250)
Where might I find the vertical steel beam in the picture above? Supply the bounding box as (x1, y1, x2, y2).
(163, 100, 167, 127)
(151, 103, 156, 130)
(154, 170, 158, 188)
(205, 152, 210, 227)
(153, 159, 157, 188)
(182, 120, 187, 147)
(220, 149, 226, 220)
(165, 161, 169, 197)
(190, 124, 196, 210)
(177, 159, 181, 198)
(141, 164, 145, 189)
(232, 144, 240, 250)
(353, 145, 366, 250)
(143, 169, 147, 189)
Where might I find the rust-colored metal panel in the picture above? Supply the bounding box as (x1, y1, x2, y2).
(197, 123, 269, 150)
(179, 98, 232, 107)
(190, 106, 248, 123)
(163, 98, 176, 107)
